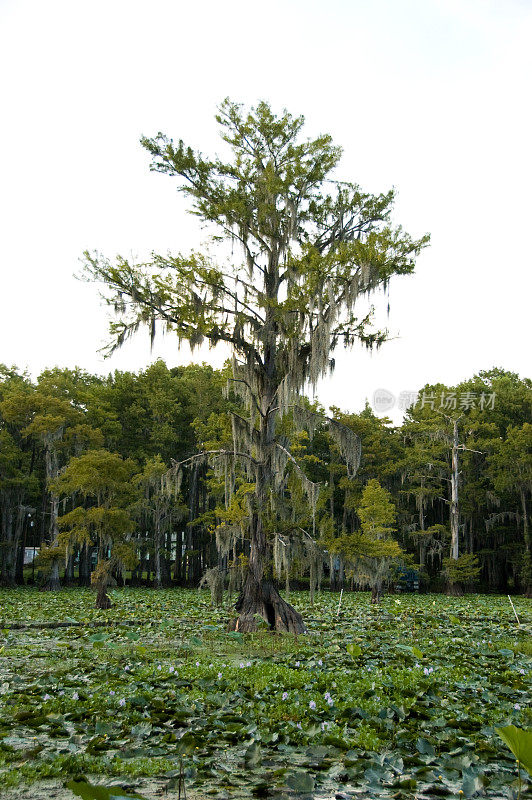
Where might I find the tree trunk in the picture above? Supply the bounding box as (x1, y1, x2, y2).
(136, 546, 148, 585)
(418, 488, 426, 570)
(309, 559, 316, 606)
(228, 367, 306, 633)
(162, 525, 173, 586)
(329, 554, 336, 591)
(520, 488, 531, 597)
(419, 539, 427, 571)
(229, 517, 306, 633)
(338, 556, 345, 590)
(0, 500, 15, 587)
(447, 418, 461, 595)
(15, 508, 28, 585)
(64, 552, 75, 585)
(42, 444, 62, 590)
(449, 419, 460, 561)
(79, 545, 91, 586)
(153, 506, 168, 588)
(41, 559, 61, 591)
(173, 530, 181, 583)
(154, 537, 162, 588)
(447, 581, 463, 597)
(229, 575, 305, 633)
(8, 505, 25, 585)
(96, 583, 112, 609)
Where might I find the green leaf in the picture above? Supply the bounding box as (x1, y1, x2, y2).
(462, 770, 483, 798)
(177, 732, 200, 755)
(66, 779, 148, 799)
(416, 737, 435, 756)
(496, 725, 532, 775)
(88, 632, 108, 643)
(395, 644, 414, 656)
(285, 771, 315, 792)
(244, 741, 261, 767)
(346, 643, 362, 658)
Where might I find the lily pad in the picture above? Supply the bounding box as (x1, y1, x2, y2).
(66, 779, 148, 800)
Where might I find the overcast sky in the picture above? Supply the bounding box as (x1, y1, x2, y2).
(1, 0, 531, 423)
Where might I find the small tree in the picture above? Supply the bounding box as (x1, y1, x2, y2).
(442, 553, 480, 591)
(52, 449, 137, 608)
(326, 479, 401, 602)
(84, 99, 428, 631)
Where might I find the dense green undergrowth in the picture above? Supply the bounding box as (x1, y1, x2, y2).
(0, 589, 530, 798)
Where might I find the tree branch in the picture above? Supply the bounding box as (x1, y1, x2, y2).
(227, 378, 265, 418)
(170, 449, 259, 471)
(273, 441, 320, 489)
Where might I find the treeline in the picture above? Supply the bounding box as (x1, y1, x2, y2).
(0, 361, 226, 590)
(0, 362, 530, 594)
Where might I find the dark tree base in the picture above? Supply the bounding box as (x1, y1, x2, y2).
(40, 578, 61, 591)
(228, 580, 306, 633)
(447, 582, 463, 596)
(371, 587, 382, 603)
(96, 586, 112, 609)
(153, 578, 173, 589)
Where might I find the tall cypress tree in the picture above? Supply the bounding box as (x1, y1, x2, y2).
(84, 99, 428, 631)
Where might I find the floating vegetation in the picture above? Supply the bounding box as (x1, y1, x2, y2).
(0, 588, 530, 798)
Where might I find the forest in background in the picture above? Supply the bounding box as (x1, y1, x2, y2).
(0, 360, 530, 596)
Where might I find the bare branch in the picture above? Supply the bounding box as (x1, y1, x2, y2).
(273, 441, 320, 489)
(227, 378, 265, 418)
(170, 449, 258, 471)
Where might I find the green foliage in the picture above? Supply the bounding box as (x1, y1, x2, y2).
(0, 589, 530, 798)
(85, 99, 428, 361)
(443, 554, 481, 586)
(53, 450, 138, 595)
(67, 779, 148, 800)
(1, 359, 532, 596)
(346, 642, 362, 658)
(358, 479, 397, 536)
(489, 423, 532, 590)
(496, 725, 532, 775)
(326, 480, 402, 599)
(52, 449, 137, 503)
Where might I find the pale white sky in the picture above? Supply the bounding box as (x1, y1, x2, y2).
(1, 0, 531, 423)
